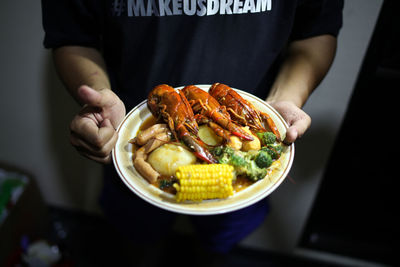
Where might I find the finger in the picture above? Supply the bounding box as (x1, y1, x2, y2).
(70, 116, 115, 149)
(78, 149, 113, 164)
(100, 118, 114, 129)
(81, 127, 118, 164)
(70, 119, 118, 156)
(70, 130, 117, 158)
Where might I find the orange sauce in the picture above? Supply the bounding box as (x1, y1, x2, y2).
(233, 175, 254, 193)
(139, 115, 158, 131)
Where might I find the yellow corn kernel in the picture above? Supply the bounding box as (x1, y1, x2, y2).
(173, 164, 234, 202)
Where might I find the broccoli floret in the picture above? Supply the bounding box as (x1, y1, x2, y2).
(255, 151, 273, 168)
(261, 143, 283, 160)
(231, 154, 268, 181)
(217, 146, 243, 165)
(219, 146, 234, 157)
(159, 179, 174, 189)
(218, 154, 230, 164)
(244, 161, 268, 181)
(230, 153, 246, 167)
(211, 146, 224, 156)
(231, 155, 249, 174)
(213, 146, 269, 181)
(257, 132, 276, 145)
(216, 148, 248, 169)
(215, 146, 233, 164)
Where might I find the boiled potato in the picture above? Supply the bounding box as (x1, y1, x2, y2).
(241, 127, 261, 151)
(227, 135, 242, 150)
(198, 125, 223, 146)
(147, 143, 197, 176)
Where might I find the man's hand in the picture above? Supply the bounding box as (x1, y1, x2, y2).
(268, 101, 311, 144)
(69, 85, 126, 164)
(266, 35, 336, 144)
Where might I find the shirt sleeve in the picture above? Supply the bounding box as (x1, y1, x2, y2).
(290, 0, 344, 40)
(41, 0, 103, 49)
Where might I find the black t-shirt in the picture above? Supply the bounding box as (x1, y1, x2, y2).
(42, 0, 343, 110)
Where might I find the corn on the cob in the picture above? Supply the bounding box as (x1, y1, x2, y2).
(173, 164, 234, 202)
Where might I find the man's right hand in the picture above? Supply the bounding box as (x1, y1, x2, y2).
(69, 85, 126, 164)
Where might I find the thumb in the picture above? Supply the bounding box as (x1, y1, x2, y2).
(77, 85, 109, 108)
(284, 126, 299, 144)
(284, 114, 311, 144)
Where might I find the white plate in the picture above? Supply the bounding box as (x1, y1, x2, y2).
(112, 85, 294, 215)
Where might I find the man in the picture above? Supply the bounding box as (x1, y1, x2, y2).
(42, 0, 343, 259)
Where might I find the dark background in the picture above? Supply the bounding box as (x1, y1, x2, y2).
(299, 1, 398, 265)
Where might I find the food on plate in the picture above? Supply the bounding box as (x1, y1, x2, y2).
(212, 145, 281, 182)
(209, 83, 281, 140)
(174, 164, 234, 202)
(261, 143, 284, 160)
(225, 135, 241, 150)
(254, 150, 273, 168)
(257, 131, 277, 146)
(240, 126, 261, 152)
(133, 123, 169, 146)
(147, 84, 217, 164)
(181, 85, 254, 142)
(198, 125, 223, 146)
(131, 83, 285, 202)
(131, 127, 172, 183)
(147, 143, 197, 176)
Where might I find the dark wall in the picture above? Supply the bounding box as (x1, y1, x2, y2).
(299, 1, 398, 265)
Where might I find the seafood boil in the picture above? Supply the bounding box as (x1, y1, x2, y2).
(130, 83, 285, 202)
